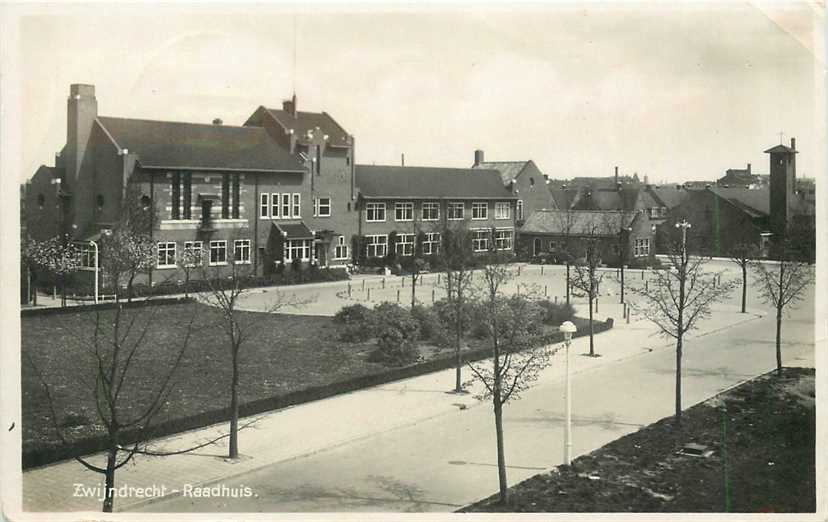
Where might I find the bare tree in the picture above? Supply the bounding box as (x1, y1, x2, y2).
(751, 243, 813, 377)
(728, 242, 759, 314)
(99, 229, 155, 302)
(199, 244, 309, 458)
(569, 222, 605, 357)
(553, 209, 580, 306)
(434, 220, 477, 393)
(24, 297, 226, 512)
(177, 242, 202, 299)
(627, 227, 736, 423)
(466, 244, 555, 504)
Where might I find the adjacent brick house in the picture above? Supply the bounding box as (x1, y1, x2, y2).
(471, 151, 556, 224)
(354, 165, 519, 264)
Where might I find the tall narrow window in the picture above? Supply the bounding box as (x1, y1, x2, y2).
(221, 174, 230, 219)
(171, 173, 181, 219)
(292, 193, 301, 218)
(232, 174, 240, 218)
(281, 193, 290, 218)
(182, 173, 192, 219)
(271, 193, 280, 218)
(260, 193, 270, 218)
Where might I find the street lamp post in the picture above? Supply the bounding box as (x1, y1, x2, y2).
(560, 320, 577, 466)
(675, 219, 692, 263)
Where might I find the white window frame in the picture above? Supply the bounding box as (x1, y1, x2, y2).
(472, 201, 488, 220)
(365, 234, 388, 258)
(366, 202, 386, 222)
(333, 235, 349, 260)
(209, 240, 228, 266)
(517, 200, 525, 221)
(447, 201, 464, 220)
(395, 202, 414, 222)
(472, 229, 489, 252)
(284, 239, 312, 262)
(281, 193, 290, 218)
(292, 193, 301, 218)
(495, 229, 513, 251)
(315, 197, 331, 217)
(183, 241, 203, 267)
(234, 239, 251, 264)
(422, 232, 440, 255)
(271, 192, 280, 218)
(157, 242, 177, 269)
(634, 238, 651, 257)
(495, 202, 511, 220)
(421, 202, 440, 221)
(395, 233, 415, 256)
(260, 193, 270, 218)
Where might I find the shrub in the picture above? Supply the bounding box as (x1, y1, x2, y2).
(432, 298, 475, 345)
(537, 300, 576, 325)
(368, 303, 420, 366)
(334, 304, 374, 342)
(410, 304, 442, 342)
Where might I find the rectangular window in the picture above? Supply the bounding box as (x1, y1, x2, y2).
(271, 193, 280, 218)
(232, 174, 240, 219)
(366, 202, 386, 222)
(281, 193, 290, 218)
(209, 240, 227, 265)
(234, 239, 251, 264)
(292, 193, 301, 218)
(334, 235, 349, 260)
(260, 193, 270, 218)
(396, 234, 415, 256)
(183, 241, 203, 267)
(472, 230, 489, 252)
(171, 173, 181, 220)
(447, 202, 464, 220)
(634, 238, 651, 257)
(365, 235, 388, 258)
(517, 200, 524, 221)
(78, 245, 96, 268)
(395, 202, 413, 221)
(315, 197, 331, 217)
(157, 242, 177, 268)
(495, 230, 513, 250)
(495, 202, 511, 220)
(472, 202, 488, 220)
(421, 202, 439, 221)
(221, 175, 230, 219)
(183, 173, 192, 219)
(285, 239, 311, 262)
(422, 232, 441, 255)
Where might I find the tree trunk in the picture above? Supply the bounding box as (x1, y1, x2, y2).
(60, 273, 67, 307)
(775, 307, 783, 377)
(494, 399, 509, 504)
(127, 273, 136, 303)
(411, 273, 416, 309)
(741, 265, 747, 313)
(102, 447, 117, 512)
(675, 333, 683, 425)
(588, 297, 595, 356)
(620, 265, 625, 304)
(229, 347, 240, 458)
(565, 263, 571, 305)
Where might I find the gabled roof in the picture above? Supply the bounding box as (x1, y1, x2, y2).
(97, 117, 306, 172)
(273, 222, 315, 240)
(646, 186, 691, 209)
(708, 187, 770, 216)
(356, 165, 515, 199)
(263, 108, 351, 147)
(522, 209, 639, 236)
(763, 144, 797, 154)
(549, 187, 579, 210)
(571, 188, 641, 212)
(473, 160, 530, 185)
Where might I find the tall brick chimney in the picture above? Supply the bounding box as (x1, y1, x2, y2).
(614, 165, 619, 185)
(474, 149, 484, 167)
(283, 93, 298, 118)
(747, 163, 751, 175)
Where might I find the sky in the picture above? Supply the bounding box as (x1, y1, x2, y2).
(11, 1, 826, 185)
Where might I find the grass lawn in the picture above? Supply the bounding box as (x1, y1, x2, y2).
(22, 301, 599, 459)
(463, 367, 815, 513)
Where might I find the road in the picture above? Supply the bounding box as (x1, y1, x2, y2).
(140, 264, 815, 512)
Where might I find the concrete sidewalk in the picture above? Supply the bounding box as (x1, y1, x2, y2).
(21, 302, 763, 513)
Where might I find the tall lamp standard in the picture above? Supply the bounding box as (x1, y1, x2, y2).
(676, 219, 692, 262)
(560, 320, 577, 465)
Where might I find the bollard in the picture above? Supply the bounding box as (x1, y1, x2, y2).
(438, 274, 441, 285)
(595, 298, 599, 313)
(432, 289, 435, 303)
(362, 279, 366, 290)
(348, 282, 352, 297)
(554, 295, 558, 304)
(541, 265, 544, 276)
(382, 278, 386, 289)
(645, 280, 649, 292)
(544, 285, 548, 297)
(402, 277, 405, 288)
(396, 289, 400, 302)
(641, 270, 644, 279)
(626, 309, 631, 324)
(367, 288, 371, 301)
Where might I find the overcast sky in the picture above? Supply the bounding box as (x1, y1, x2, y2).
(14, 2, 825, 185)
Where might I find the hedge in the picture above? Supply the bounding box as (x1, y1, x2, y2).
(22, 316, 613, 469)
(21, 297, 194, 317)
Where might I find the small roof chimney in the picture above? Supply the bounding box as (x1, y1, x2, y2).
(212, 118, 223, 125)
(401, 153, 405, 167)
(474, 149, 484, 167)
(790, 137, 796, 151)
(747, 162, 751, 174)
(614, 165, 619, 185)
(283, 93, 298, 118)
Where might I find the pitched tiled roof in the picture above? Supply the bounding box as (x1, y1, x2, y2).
(571, 188, 643, 211)
(549, 188, 579, 210)
(763, 144, 797, 154)
(646, 186, 691, 209)
(97, 117, 306, 172)
(264, 108, 351, 147)
(273, 222, 315, 239)
(473, 161, 529, 185)
(708, 187, 769, 216)
(522, 209, 638, 236)
(356, 165, 515, 199)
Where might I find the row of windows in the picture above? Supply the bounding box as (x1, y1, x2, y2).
(365, 201, 514, 223)
(363, 230, 513, 258)
(156, 240, 251, 268)
(259, 193, 302, 219)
